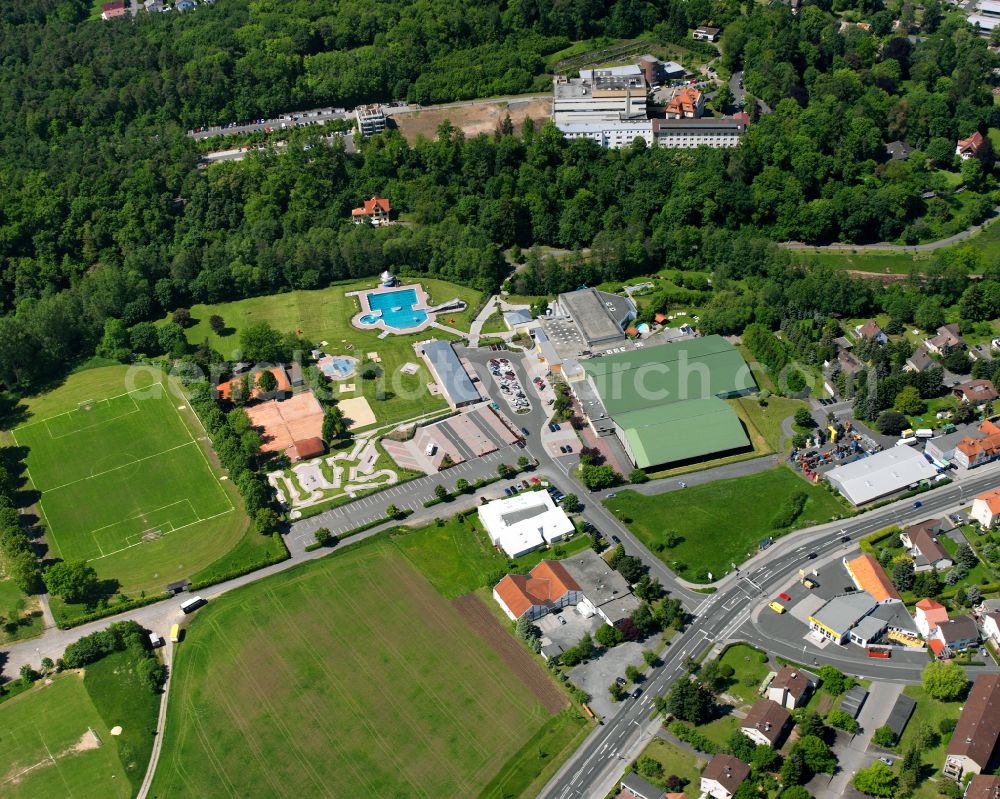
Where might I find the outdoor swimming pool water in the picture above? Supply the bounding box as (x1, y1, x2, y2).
(365, 288, 429, 330)
(360, 314, 380, 325)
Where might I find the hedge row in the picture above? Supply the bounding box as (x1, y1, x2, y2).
(57, 590, 170, 630)
(187, 534, 288, 591)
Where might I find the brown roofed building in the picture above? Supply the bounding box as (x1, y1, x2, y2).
(351, 195, 392, 226)
(900, 520, 954, 572)
(904, 345, 934, 373)
(965, 774, 1000, 799)
(664, 87, 705, 119)
(925, 323, 965, 355)
(101, 0, 126, 18)
(953, 380, 999, 407)
(492, 561, 583, 621)
(943, 674, 1000, 779)
(767, 665, 813, 709)
(700, 755, 750, 799)
(854, 319, 888, 344)
(740, 699, 792, 747)
(844, 553, 901, 603)
(288, 437, 325, 462)
(957, 132, 985, 160)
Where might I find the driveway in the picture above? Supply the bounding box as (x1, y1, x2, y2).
(569, 641, 647, 719)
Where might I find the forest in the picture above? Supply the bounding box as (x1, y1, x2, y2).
(0, 0, 999, 391)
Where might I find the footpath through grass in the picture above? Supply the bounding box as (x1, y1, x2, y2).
(151, 539, 567, 798)
(606, 467, 848, 581)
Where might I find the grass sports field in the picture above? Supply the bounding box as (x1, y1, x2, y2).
(13, 366, 247, 595)
(606, 467, 848, 581)
(151, 540, 570, 798)
(0, 675, 131, 799)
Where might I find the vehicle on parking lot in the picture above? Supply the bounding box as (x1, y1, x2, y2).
(531, 477, 540, 484)
(521, 427, 530, 436)
(779, 592, 791, 601)
(768, 601, 786, 614)
(607, 492, 616, 498)
(558, 616, 566, 625)
(616, 676, 627, 686)
(803, 579, 817, 589)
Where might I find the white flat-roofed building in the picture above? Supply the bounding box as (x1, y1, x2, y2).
(825, 446, 939, 505)
(653, 117, 746, 148)
(969, 12, 1000, 31)
(478, 491, 575, 558)
(558, 120, 653, 148)
(976, 0, 1000, 15)
(355, 104, 387, 137)
(553, 69, 650, 149)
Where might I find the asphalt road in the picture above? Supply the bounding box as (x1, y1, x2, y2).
(538, 460, 1000, 799)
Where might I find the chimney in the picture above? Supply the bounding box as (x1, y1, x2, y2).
(724, 767, 732, 778)
(791, 672, 798, 678)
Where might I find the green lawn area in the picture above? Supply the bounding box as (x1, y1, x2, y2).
(605, 468, 848, 581)
(693, 714, 743, 749)
(894, 686, 963, 798)
(634, 738, 707, 797)
(790, 249, 931, 275)
(0, 674, 132, 799)
(164, 277, 484, 428)
(83, 649, 161, 796)
(731, 395, 807, 453)
(480, 311, 509, 335)
(391, 511, 591, 598)
(150, 539, 572, 798)
(11, 366, 249, 604)
(0, 571, 44, 645)
(716, 643, 771, 706)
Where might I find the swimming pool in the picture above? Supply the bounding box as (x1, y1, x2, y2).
(365, 288, 429, 330)
(360, 314, 380, 325)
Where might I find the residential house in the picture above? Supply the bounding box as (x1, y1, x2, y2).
(854, 319, 888, 344)
(953, 380, 999, 406)
(981, 611, 1000, 645)
(844, 553, 902, 603)
(664, 87, 705, 119)
(619, 772, 667, 799)
(977, 597, 1000, 615)
(925, 323, 966, 355)
(904, 346, 934, 373)
(930, 616, 980, 657)
(954, 419, 1000, 469)
(700, 755, 750, 799)
(885, 140, 915, 161)
(692, 26, 721, 41)
(943, 674, 1000, 779)
(957, 132, 986, 160)
(900, 520, 954, 572)
(965, 774, 1000, 799)
(351, 196, 392, 226)
(972, 488, 1000, 527)
(101, 0, 126, 17)
(492, 561, 583, 622)
(355, 104, 387, 137)
(740, 700, 792, 748)
(914, 598, 950, 638)
(767, 665, 813, 709)
(838, 349, 865, 376)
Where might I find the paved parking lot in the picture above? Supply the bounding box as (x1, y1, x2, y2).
(488, 356, 531, 414)
(536, 607, 602, 650)
(569, 641, 648, 719)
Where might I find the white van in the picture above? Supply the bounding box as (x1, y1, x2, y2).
(425, 442, 437, 456)
(915, 429, 934, 439)
(896, 437, 917, 447)
(179, 596, 207, 614)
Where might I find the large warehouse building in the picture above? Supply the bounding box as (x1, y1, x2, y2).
(581, 336, 757, 469)
(825, 447, 939, 505)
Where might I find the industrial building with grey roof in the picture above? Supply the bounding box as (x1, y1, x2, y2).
(419, 339, 480, 409)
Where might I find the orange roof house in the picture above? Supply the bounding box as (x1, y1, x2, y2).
(493, 561, 583, 621)
(654, 313, 667, 324)
(915, 598, 949, 638)
(217, 367, 291, 402)
(351, 195, 392, 225)
(955, 420, 1000, 468)
(957, 132, 985, 159)
(973, 487, 1000, 528)
(844, 553, 901, 603)
(288, 437, 326, 462)
(664, 87, 705, 119)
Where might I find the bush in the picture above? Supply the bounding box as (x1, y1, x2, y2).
(827, 710, 859, 734)
(871, 725, 895, 747)
(668, 721, 717, 754)
(771, 491, 808, 529)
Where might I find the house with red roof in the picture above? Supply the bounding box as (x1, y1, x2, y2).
(914, 598, 949, 638)
(101, 1, 126, 18)
(664, 87, 705, 119)
(493, 561, 583, 621)
(351, 195, 392, 226)
(957, 131, 985, 160)
(972, 487, 1000, 528)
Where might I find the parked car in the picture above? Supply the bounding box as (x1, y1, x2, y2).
(611, 535, 621, 544)
(779, 592, 791, 601)
(616, 676, 627, 686)
(521, 427, 530, 437)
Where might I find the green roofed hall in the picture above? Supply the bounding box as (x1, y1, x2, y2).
(616, 398, 752, 469)
(582, 335, 756, 416)
(578, 335, 757, 470)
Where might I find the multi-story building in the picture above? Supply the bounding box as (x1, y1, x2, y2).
(355, 104, 387, 137)
(553, 67, 651, 149)
(664, 87, 705, 119)
(652, 117, 746, 149)
(943, 674, 1000, 779)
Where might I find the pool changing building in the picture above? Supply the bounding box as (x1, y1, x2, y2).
(418, 339, 481, 410)
(580, 336, 756, 469)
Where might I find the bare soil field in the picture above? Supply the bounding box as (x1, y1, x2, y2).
(394, 97, 552, 142)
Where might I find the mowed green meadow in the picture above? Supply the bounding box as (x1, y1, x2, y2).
(0, 674, 132, 799)
(164, 276, 485, 428)
(151, 541, 566, 798)
(606, 467, 848, 581)
(12, 366, 247, 595)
